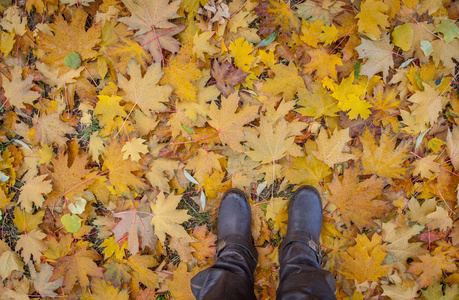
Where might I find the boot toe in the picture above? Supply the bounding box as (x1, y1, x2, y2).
(286, 185, 323, 243)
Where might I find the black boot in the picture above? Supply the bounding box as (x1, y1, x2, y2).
(276, 186, 337, 300)
(191, 189, 258, 300)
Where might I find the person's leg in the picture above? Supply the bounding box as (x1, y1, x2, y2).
(190, 189, 258, 300)
(276, 186, 337, 300)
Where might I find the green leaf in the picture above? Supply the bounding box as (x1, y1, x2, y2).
(434, 19, 459, 43)
(64, 51, 82, 69)
(257, 31, 278, 48)
(181, 123, 196, 134)
(420, 40, 433, 56)
(61, 214, 82, 233)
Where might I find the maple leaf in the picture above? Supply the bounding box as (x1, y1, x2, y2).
(50, 246, 104, 293)
(381, 220, 427, 265)
(81, 278, 129, 299)
(119, 0, 181, 33)
(37, 8, 101, 71)
(150, 192, 192, 244)
(355, 0, 389, 40)
(43, 152, 91, 206)
(191, 225, 216, 262)
(229, 37, 256, 71)
(15, 228, 47, 263)
(118, 0, 183, 61)
(102, 140, 148, 196)
(93, 95, 127, 128)
(166, 263, 200, 300)
(18, 173, 52, 212)
(367, 83, 401, 127)
(122, 137, 149, 162)
(338, 233, 392, 283)
(192, 31, 219, 61)
(128, 253, 159, 290)
(29, 262, 64, 297)
(406, 84, 447, 125)
(328, 168, 392, 230)
(146, 158, 179, 194)
(106, 37, 152, 75)
(284, 155, 332, 187)
(407, 247, 457, 288)
(245, 118, 305, 164)
(185, 149, 224, 183)
(0, 250, 24, 279)
(359, 127, 413, 179)
(254, 0, 301, 36)
(311, 128, 356, 168)
(2, 66, 40, 109)
(304, 49, 343, 80)
(207, 93, 258, 152)
(112, 208, 157, 256)
(160, 45, 202, 102)
(295, 83, 339, 118)
(118, 60, 173, 115)
(103, 260, 133, 288)
(355, 34, 394, 80)
(261, 62, 306, 101)
(100, 236, 128, 260)
(211, 60, 248, 97)
(29, 112, 77, 147)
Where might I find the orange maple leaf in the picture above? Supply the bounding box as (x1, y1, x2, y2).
(102, 140, 148, 197)
(50, 246, 103, 293)
(328, 168, 392, 230)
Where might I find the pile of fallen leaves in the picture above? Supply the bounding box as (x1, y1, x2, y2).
(0, 0, 458, 298)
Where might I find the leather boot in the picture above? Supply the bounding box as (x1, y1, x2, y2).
(190, 189, 258, 300)
(276, 185, 337, 300)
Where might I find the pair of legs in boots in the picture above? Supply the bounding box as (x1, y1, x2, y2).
(190, 186, 337, 299)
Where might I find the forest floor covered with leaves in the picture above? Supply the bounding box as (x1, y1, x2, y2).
(0, 0, 459, 298)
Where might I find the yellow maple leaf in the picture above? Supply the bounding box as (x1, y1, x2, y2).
(94, 95, 127, 128)
(17, 173, 52, 212)
(355, 0, 389, 40)
(284, 155, 332, 187)
(150, 192, 192, 244)
(192, 31, 219, 61)
(146, 158, 179, 194)
(185, 149, 223, 183)
(2, 66, 40, 109)
(121, 137, 148, 162)
(166, 263, 200, 300)
(266, 197, 289, 236)
(207, 93, 258, 152)
(261, 62, 305, 101)
(359, 127, 413, 180)
(118, 60, 173, 115)
(339, 233, 392, 283)
(100, 236, 128, 260)
(304, 49, 343, 80)
(311, 128, 356, 168)
(244, 118, 305, 164)
(229, 37, 256, 71)
(102, 140, 147, 197)
(407, 84, 447, 125)
(160, 45, 202, 102)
